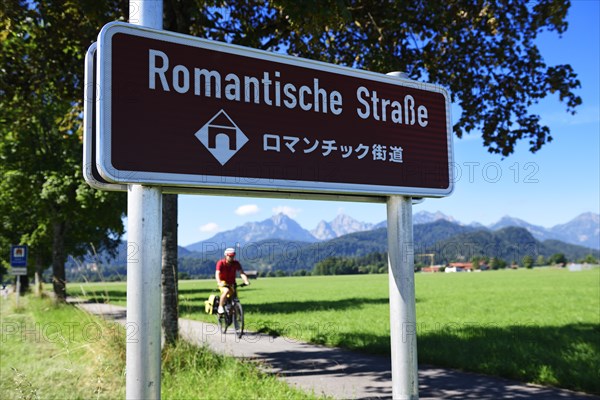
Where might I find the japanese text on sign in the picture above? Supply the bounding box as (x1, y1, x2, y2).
(263, 134, 404, 163)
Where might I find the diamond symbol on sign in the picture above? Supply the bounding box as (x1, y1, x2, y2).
(194, 110, 249, 166)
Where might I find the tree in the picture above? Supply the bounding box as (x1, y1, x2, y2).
(161, 193, 178, 344)
(275, 269, 286, 277)
(582, 254, 598, 265)
(549, 253, 567, 265)
(522, 255, 534, 269)
(1, 1, 128, 301)
(536, 255, 546, 266)
(195, 0, 581, 156)
(490, 257, 506, 270)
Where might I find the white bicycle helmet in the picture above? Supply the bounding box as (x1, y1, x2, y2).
(224, 247, 236, 256)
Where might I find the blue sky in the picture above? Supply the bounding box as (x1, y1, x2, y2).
(176, 1, 599, 246)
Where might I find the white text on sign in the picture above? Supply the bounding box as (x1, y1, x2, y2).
(148, 49, 429, 127)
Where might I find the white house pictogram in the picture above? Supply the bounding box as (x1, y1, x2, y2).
(194, 110, 249, 166)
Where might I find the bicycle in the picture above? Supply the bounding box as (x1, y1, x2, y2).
(216, 283, 246, 338)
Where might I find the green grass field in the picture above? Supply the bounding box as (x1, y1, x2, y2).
(70, 267, 600, 394)
(0, 296, 324, 399)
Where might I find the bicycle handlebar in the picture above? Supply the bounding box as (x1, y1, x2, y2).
(216, 282, 249, 291)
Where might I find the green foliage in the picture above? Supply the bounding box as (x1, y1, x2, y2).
(177, 256, 217, 279)
(490, 257, 507, 270)
(536, 255, 547, 266)
(549, 253, 568, 265)
(0, 1, 127, 299)
(312, 252, 386, 275)
(522, 255, 535, 268)
(203, 0, 581, 156)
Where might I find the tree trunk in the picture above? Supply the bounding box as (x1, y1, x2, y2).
(162, 194, 179, 344)
(34, 252, 43, 296)
(17, 274, 29, 295)
(52, 220, 66, 301)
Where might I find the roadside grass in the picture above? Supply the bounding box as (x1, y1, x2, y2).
(0, 295, 125, 399)
(161, 339, 321, 400)
(70, 267, 600, 394)
(1, 295, 324, 400)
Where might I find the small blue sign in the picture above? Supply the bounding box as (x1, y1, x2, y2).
(10, 245, 28, 267)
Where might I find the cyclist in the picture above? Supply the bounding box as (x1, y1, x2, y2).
(215, 247, 250, 315)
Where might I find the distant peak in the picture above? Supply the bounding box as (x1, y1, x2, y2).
(332, 213, 356, 222)
(271, 212, 291, 221)
(573, 212, 599, 221)
(413, 210, 457, 225)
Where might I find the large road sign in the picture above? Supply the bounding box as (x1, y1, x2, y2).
(96, 22, 453, 199)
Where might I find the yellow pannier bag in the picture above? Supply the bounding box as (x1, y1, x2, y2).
(204, 294, 218, 314)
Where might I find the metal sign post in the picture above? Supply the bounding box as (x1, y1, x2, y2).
(387, 196, 418, 399)
(125, 2, 163, 399)
(126, 185, 162, 399)
(385, 72, 419, 400)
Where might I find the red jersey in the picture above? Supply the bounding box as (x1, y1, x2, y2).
(216, 259, 242, 284)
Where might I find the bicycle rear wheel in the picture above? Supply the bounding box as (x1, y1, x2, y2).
(232, 301, 244, 338)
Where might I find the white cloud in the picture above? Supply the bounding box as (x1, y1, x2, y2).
(272, 206, 301, 218)
(235, 204, 260, 216)
(199, 222, 219, 233)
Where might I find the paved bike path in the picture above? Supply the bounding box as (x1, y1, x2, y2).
(74, 301, 599, 400)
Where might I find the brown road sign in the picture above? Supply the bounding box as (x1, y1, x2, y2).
(96, 22, 453, 199)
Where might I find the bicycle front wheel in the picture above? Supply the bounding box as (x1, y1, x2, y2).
(217, 312, 228, 334)
(233, 302, 244, 338)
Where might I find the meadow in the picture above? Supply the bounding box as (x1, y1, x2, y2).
(70, 267, 600, 394)
(0, 296, 323, 399)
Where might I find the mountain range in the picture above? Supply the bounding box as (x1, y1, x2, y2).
(67, 213, 598, 281)
(187, 211, 599, 251)
(186, 213, 317, 252)
(174, 220, 597, 278)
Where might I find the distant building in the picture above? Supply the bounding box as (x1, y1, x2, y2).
(245, 270, 259, 279)
(446, 262, 473, 273)
(422, 265, 443, 273)
(86, 262, 99, 272)
(568, 263, 583, 272)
